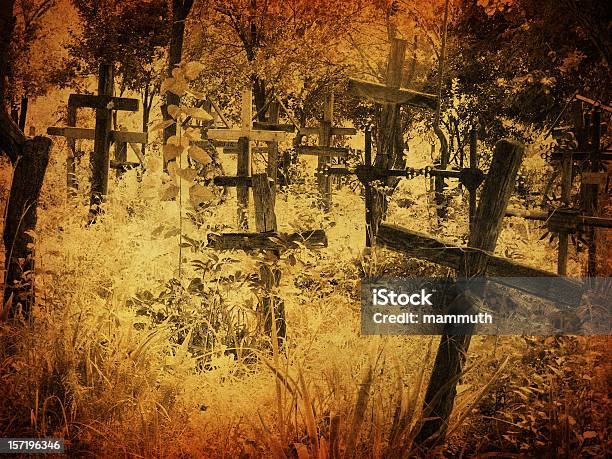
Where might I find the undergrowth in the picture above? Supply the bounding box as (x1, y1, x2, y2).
(0, 140, 608, 457)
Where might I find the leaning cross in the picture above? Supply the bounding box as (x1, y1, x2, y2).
(46, 63, 147, 214)
(206, 89, 290, 229)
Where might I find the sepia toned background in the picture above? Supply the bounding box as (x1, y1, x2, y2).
(0, 0, 610, 456)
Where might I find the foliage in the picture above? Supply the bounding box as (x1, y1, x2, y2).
(5, 0, 58, 107)
(435, 0, 611, 143)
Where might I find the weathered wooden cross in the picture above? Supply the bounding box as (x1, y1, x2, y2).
(47, 64, 147, 214)
(371, 139, 584, 445)
(206, 89, 291, 229)
(507, 97, 611, 275)
(207, 171, 327, 344)
(347, 37, 437, 240)
(296, 93, 357, 211)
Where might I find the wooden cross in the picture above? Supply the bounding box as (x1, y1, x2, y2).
(370, 140, 584, 445)
(296, 93, 357, 211)
(46, 64, 147, 213)
(206, 89, 291, 229)
(347, 38, 437, 240)
(207, 172, 327, 344)
(538, 98, 610, 275)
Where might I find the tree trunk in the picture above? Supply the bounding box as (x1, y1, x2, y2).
(0, 0, 15, 109)
(3, 136, 51, 317)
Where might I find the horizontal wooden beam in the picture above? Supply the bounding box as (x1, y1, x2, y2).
(207, 128, 289, 143)
(207, 229, 327, 251)
(300, 126, 357, 136)
(297, 145, 349, 158)
(47, 126, 147, 144)
(505, 208, 612, 229)
(68, 94, 140, 111)
(252, 121, 295, 133)
(376, 224, 583, 302)
(551, 151, 612, 161)
(348, 79, 437, 110)
(214, 176, 253, 187)
(223, 146, 269, 155)
(575, 94, 612, 113)
(322, 166, 353, 176)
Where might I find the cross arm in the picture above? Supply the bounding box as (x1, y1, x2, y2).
(348, 79, 437, 110)
(47, 126, 147, 144)
(207, 128, 289, 143)
(376, 223, 583, 303)
(207, 229, 328, 251)
(297, 145, 350, 158)
(68, 94, 140, 111)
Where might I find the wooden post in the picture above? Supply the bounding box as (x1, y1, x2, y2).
(89, 63, 114, 218)
(371, 38, 406, 241)
(114, 140, 128, 178)
(468, 125, 478, 233)
(557, 150, 573, 275)
(252, 173, 285, 344)
(586, 109, 601, 277)
(415, 139, 525, 445)
(3, 136, 51, 317)
(364, 128, 374, 247)
(318, 94, 334, 211)
(266, 101, 280, 201)
(66, 104, 78, 197)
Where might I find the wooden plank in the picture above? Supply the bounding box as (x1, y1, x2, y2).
(558, 150, 573, 274)
(324, 166, 353, 176)
(300, 126, 357, 136)
(112, 130, 147, 144)
(47, 126, 95, 139)
(297, 145, 349, 158)
(3, 136, 51, 315)
(252, 173, 277, 232)
(207, 128, 289, 143)
(223, 146, 269, 155)
(347, 79, 437, 110)
(265, 102, 280, 198)
(207, 229, 327, 251)
(468, 126, 478, 233)
(47, 126, 147, 144)
(575, 94, 612, 113)
(68, 93, 139, 111)
(237, 136, 250, 230)
(66, 104, 78, 196)
(89, 63, 114, 218)
(551, 151, 612, 161)
(253, 121, 295, 132)
(416, 139, 526, 445)
(213, 175, 254, 187)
